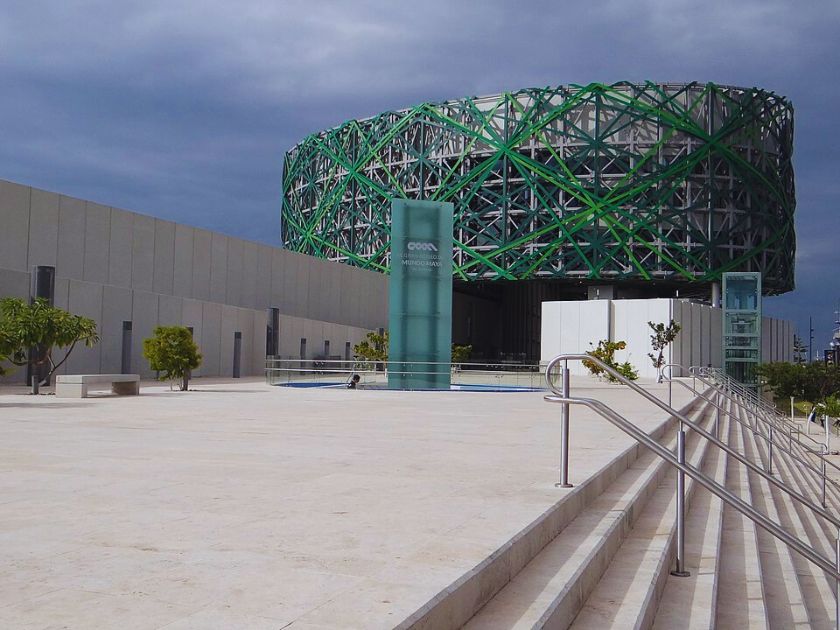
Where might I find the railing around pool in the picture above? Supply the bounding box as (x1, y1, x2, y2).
(264, 357, 545, 389)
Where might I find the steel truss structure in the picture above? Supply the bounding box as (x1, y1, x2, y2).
(282, 81, 795, 294)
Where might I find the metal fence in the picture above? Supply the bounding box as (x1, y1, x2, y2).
(265, 357, 545, 389)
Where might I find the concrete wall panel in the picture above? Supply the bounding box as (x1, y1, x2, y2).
(53, 278, 70, 311)
(690, 302, 703, 368)
(270, 248, 286, 312)
(710, 308, 723, 367)
(612, 299, 671, 380)
(131, 291, 159, 377)
(181, 299, 204, 376)
(100, 285, 132, 375)
(255, 245, 273, 310)
(108, 209, 134, 288)
(27, 188, 59, 268)
(173, 224, 194, 298)
(240, 241, 259, 309)
(0, 268, 30, 300)
(700, 305, 712, 367)
(0, 180, 30, 272)
(225, 238, 243, 307)
(153, 220, 176, 295)
(131, 214, 155, 292)
(82, 202, 111, 284)
(191, 229, 212, 301)
(234, 308, 255, 376)
(219, 305, 238, 377)
(540, 300, 610, 375)
(57, 195, 86, 279)
(251, 310, 267, 375)
(200, 302, 222, 376)
(158, 294, 182, 326)
(66, 280, 103, 374)
(209, 233, 228, 304)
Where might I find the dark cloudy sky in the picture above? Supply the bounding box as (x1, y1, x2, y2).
(1, 1, 838, 349)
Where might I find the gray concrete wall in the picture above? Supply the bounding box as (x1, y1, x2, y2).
(0, 179, 388, 381)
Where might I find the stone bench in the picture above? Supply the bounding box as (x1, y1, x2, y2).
(55, 374, 140, 398)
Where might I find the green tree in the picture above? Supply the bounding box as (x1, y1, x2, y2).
(451, 344, 472, 363)
(142, 326, 202, 391)
(647, 320, 681, 381)
(756, 361, 840, 404)
(0, 297, 99, 392)
(583, 339, 638, 383)
(353, 330, 389, 362)
(793, 335, 808, 364)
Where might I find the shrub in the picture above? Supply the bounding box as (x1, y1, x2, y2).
(0, 297, 99, 392)
(143, 326, 202, 391)
(583, 340, 638, 383)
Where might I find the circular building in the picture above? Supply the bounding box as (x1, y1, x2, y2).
(282, 81, 795, 359)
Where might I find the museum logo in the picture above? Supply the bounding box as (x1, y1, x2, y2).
(407, 241, 438, 252)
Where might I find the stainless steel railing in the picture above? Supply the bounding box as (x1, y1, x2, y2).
(696, 365, 840, 500)
(545, 353, 840, 628)
(264, 357, 545, 388)
(661, 363, 840, 508)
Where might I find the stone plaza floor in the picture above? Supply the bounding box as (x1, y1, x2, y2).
(0, 376, 691, 629)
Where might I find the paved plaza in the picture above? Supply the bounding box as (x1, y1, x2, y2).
(0, 377, 691, 629)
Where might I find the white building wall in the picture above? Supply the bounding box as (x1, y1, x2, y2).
(0, 179, 388, 382)
(541, 298, 793, 380)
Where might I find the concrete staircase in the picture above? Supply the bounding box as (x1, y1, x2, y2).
(397, 392, 840, 629)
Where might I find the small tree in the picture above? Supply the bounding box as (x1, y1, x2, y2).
(353, 330, 389, 362)
(451, 344, 472, 363)
(0, 297, 99, 393)
(583, 339, 638, 383)
(143, 326, 202, 391)
(647, 320, 682, 382)
(793, 335, 808, 364)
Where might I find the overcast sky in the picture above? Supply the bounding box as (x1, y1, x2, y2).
(1, 0, 838, 349)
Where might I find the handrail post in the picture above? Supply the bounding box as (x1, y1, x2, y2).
(556, 360, 573, 488)
(835, 531, 839, 630)
(823, 453, 828, 509)
(768, 424, 774, 475)
(671, 423, 690, 577)
(714, 391, 721, 439)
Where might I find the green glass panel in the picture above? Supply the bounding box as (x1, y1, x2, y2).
(388, 200, 454, 390)
(722, 272, 762, 387)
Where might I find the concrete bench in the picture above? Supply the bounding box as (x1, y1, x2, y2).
(55, 374, 140, 398)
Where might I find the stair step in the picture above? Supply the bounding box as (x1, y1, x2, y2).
(651, 402, 730, 630)
(740, 417, 812, 627)
(461, 402, 712, 630)
(757, 424, 837, 629)
(399, 397, 706, 630)
(567, 403, 717, 629)
(715, 400, 769, 628)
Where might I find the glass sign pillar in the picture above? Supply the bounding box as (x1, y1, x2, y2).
(722, 272, 762, 387)
(388, 199, 454, 390)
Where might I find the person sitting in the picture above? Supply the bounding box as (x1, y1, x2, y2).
(347, 374, 361, 389)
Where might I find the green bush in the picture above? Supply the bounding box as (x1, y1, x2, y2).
(583, 340, 638, 383)
(0, 297, 99, 390)
(143, 326, 202, 391)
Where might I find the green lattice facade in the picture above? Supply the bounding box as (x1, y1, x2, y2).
(282, 81, 795, 294)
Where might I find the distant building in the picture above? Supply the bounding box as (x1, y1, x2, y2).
(0, 179, 388, 381)
(283, 81, 795, 361)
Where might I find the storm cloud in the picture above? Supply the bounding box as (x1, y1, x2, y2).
(1, 0, 838, 346)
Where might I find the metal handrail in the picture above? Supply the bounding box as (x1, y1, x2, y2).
(668, 376, 834, 484)
(697, 365, 840, 479)
(543, 391, 840, 580)
(546, 355, 840, 529)
(545, 353, 840, 628)
(660, 364, 840, 505)
(688, 365, 826, 451)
